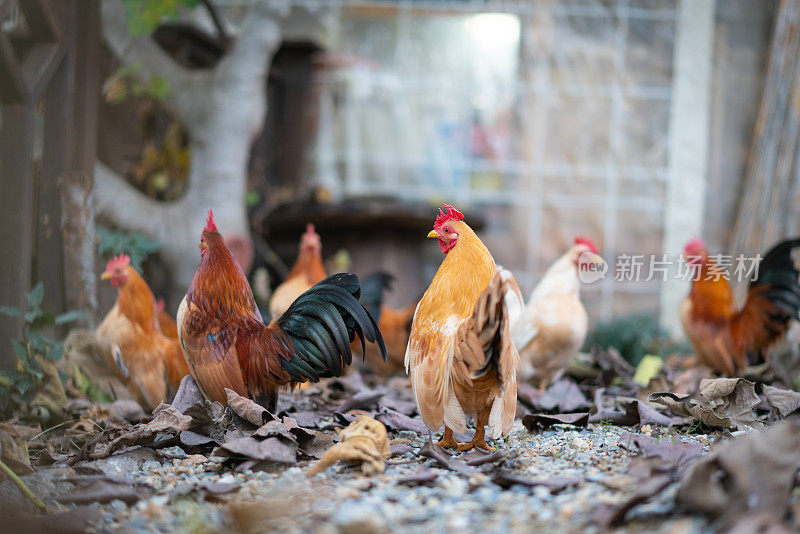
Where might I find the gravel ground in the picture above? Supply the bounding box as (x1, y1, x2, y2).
(78, 421, 712, 534)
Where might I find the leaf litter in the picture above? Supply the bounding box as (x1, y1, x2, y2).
(5, 348, 800, 532)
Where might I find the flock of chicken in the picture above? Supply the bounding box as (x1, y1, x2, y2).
(94, 204, 800, 451)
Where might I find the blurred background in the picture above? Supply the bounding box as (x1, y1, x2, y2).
(1, 0, 798, 369)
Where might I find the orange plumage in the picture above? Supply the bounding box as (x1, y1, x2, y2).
(405, 204, 520, 451)
(178, 211, 385, 410)
(95, 255, 189, 409)
(681, 237, 800, 376)
(268, 224, 327, 319)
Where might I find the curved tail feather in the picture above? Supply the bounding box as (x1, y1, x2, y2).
(277, 274, 387, 382)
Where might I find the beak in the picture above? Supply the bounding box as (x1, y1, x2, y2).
(427, 230, 440, 239)
(100, 271, 112, 281)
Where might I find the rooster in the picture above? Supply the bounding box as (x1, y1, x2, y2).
(510, 237, 597, 389)
(406, 204, 521, 451)
(269, 223, 327, 318)
(681, 237, 800, 376)
(177, 210, 386, 410)
(356, 273, 417, 376)
(95, 255, 188, 409)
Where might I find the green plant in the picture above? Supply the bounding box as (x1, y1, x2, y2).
(122, 0, 201, 36)
(584, 313, 691, 366)
(97, 226, 161, 270)
(0, 283, 82, 418)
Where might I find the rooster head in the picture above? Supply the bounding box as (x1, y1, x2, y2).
(101, 254, 131, 288)
(683, 237, 708, 265)
(428, 203, 465, 254)
(199, 209, 220, 257)
(571, 236, 600, 266)
(299, 223, 321, 254)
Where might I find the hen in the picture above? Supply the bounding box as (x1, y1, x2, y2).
(95, 255, 188, 409)
(154, 297, 190, 388)
(681, 237, 800, 375)
(406, 204, 521, 451)
(177, 211, 386, 409)
(269, 223, 327, 318)
(510, 237, 597, 389)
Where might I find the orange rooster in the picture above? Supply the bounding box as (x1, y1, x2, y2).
(269, 223, 327, 318)
(510, 237, 598, 388)
(95, 255, 189, 409)
(681, 237, 800, 376)
(177, 210, 386, 410)
(406, 204, 521, 451)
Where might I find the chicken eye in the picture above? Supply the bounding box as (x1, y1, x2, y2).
(444, 227, 451, 233)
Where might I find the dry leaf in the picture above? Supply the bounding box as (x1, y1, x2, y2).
(307, 415, 390, 475)
(649, 378, 763, 430)
(677, 421, 800, 530)
(226, 389, 274, 426)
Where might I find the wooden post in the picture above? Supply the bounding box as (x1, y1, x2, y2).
(732, 0, 800, 257)
(61, 0, 100, 322)
(0, 105, 36, 367)
(659, 0, 716, 339)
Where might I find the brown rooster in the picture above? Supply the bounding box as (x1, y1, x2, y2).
(269, 223, 327, 319)
(406, 204, 521, 451)
(96, 255, 188, 409)
(177, 211, 386, 409)
(681, 237, 800, 375)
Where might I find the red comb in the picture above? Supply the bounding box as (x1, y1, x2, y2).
(434, 203, 464, 227)
(156, 297, 165, 312)
(684, 237, 706, 253)
(105, 253, 131, 272)
(574, 236, 598, 255)
(204, 209, 218, 233)
(304, 223, 315, 236)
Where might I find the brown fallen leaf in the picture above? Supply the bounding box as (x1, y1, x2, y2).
(86, 403, 192, 460)
(417, 441, 477, 477)
(618, 431, 703, 468)
(533, 379, 591, 413)
(491, 472, 581, 492)
(649, 378, 763, 430)
(521, 412, 589, 431)
(307, 415, 390, 476)
(375, 406, 429, 435)
(762, 385, 800, 417)
(677, 421, 800, 530)
(226, 389, 275, 426)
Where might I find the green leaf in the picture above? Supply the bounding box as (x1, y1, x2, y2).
(27, 282, 44, 308)
(0, 305, 23, 318)
(122, 0, 201, 36)
(31, 311, 56, 329)
(55, 310, 84, 325)
(245, 190, 261, 207)
(12, 340, 28, 362)
(46, 343, 64, 362)
(27, 330, 45, 352)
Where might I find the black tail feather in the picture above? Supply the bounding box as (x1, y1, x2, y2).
(277, 274, 386, 382)
(753, 237, 800, 322)
(359, 272, 394, 321)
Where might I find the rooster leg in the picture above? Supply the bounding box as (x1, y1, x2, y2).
(457, 408, 494, 452)
(436, 426, 461, 449)
(254, 391, 278, 413)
